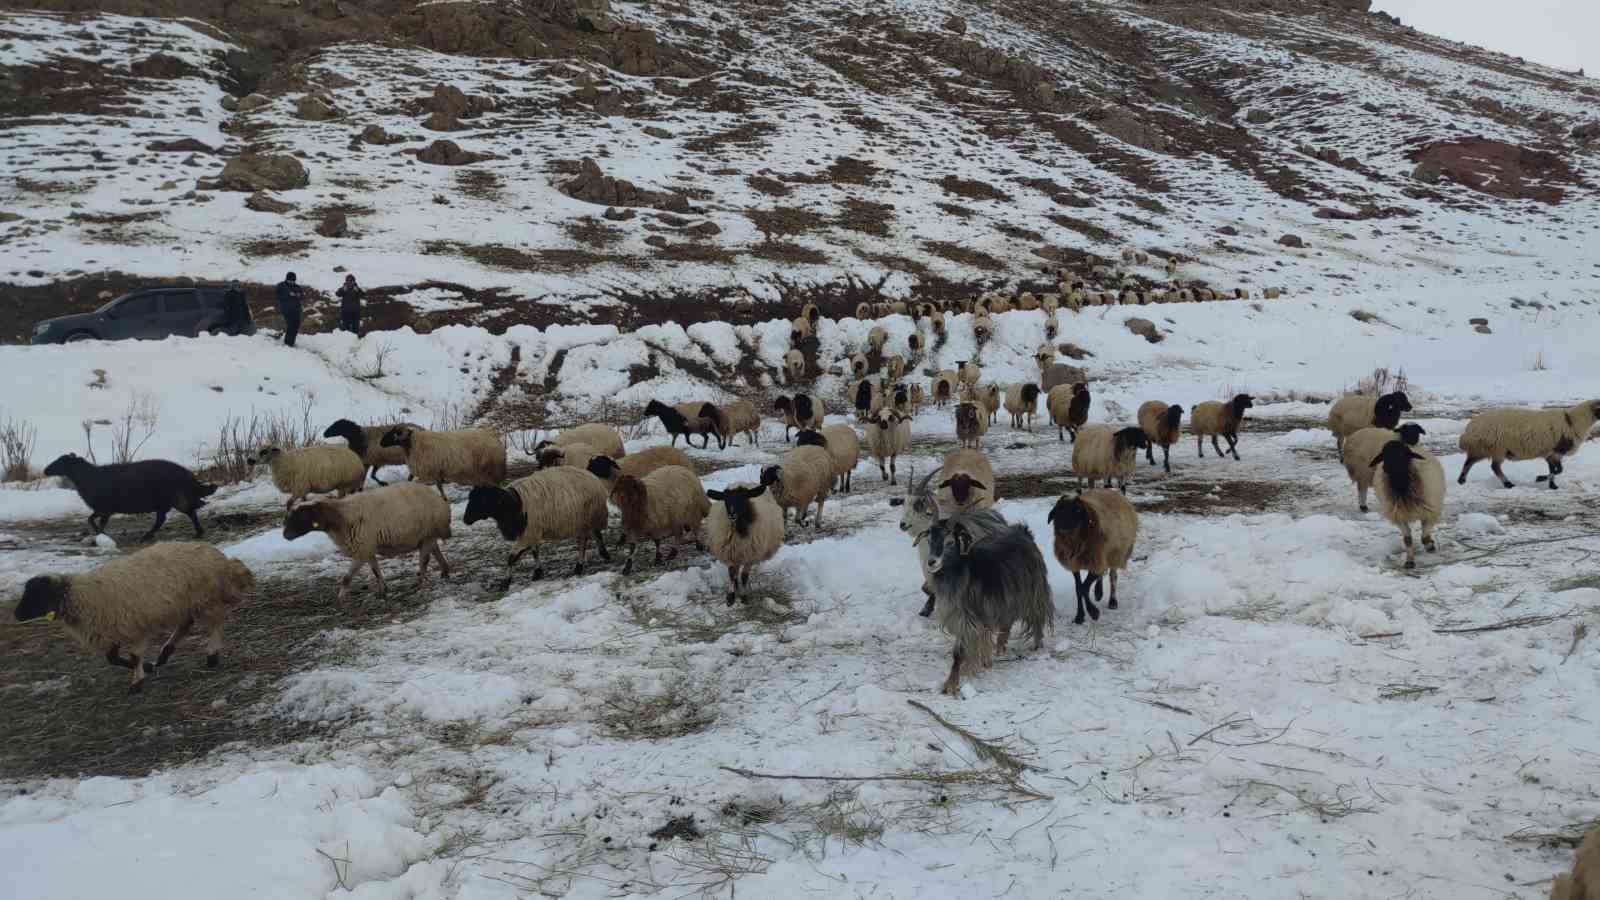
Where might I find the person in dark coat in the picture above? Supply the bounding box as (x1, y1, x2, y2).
(335, 274, 363, 336)
(276, 271, 303, 347)
(222, 280, 252, 335)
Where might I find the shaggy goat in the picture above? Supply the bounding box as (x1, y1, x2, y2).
(1328, 391, 1413, 450)
(15, 542, 252, 693)
(1371, 439, 1445, 569)
(283, 481, 452, 603)
(1136, 402, 1184, 474)
(249, 444, 366, 510)
(1457, 400, 1600, 489)
(323, 418, 420, 485)
(1047, 382, 1091, 442)
(610, 465, 710, 575)
(1072, 425, 1150, 493)
(926, 520, 1053, 696)
(773, 394, 823, 442)
(43, 453, 217, 542)
(1190, 394, 1255, 460)
(379, 425, 506, 498)
(705, 483, 785, 605)
(893, 467, 1009, 617)
(1048, 490, 1139, 625)
(464, 468, 610, 588)
(1342, 423, 1425, 512)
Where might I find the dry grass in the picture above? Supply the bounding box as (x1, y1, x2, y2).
(1347, 366, 1410, 397)
(237, 238, 314, 258)
(454, 169, 502, 202)
(598, 673, 719, 740)
(198, 391, 320, 484)
(1, 410, 37, 482)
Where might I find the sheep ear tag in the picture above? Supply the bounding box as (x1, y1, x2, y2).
(44, 611, 55, 622)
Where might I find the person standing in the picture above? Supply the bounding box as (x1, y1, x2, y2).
(336, 274, 364, 337)
(222, 280, 252, 336)
(276, 271, 303, 347)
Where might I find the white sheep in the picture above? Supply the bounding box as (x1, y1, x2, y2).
(760, 445, 833, 526)
(705, 483, 785, 605)
(1328, 391, 1413, 450)
(935, 448, 996, 514)
(380, 425, 506, 498)
(1004, 383, 1041, 430)
(1072, 425, 1150, 493)
(1458, 400, 1600, 489)
(610, 465, 710, 574)
(250, 444, 366, 511)
(283, 481, 453, 603)
(864, 409, 912, 484)
(464, 468, 610, 588)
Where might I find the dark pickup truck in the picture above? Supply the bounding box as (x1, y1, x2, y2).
(30, 286, 254, 345)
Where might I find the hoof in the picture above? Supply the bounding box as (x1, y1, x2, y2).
(1073, 613, 1086, 625)
(1359, 505, 1368, 513)
(128, 681, 144, 695)
(157, 645, 175, 666)
(1404, 560, 1416, 570)
(206, 653, 220, 669)
(142, 661, 157, 674)
(1502, 481, 1514, 489)
(531, 566, 546, 579)
(571, 562, 585, 576)
(1457, 475, 1467, 485)
(497, 579, 513, 592)
(726, 593, 737, 607)
(622, 561, 634, 575)
(1088, 606, 1100, 621)
(1108, 599, 1118, 610)
(940, 683, 961, 698)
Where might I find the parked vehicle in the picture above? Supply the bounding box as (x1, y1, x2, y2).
(30, 286, 254, 345)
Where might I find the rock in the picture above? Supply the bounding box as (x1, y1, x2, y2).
(943, 15, 967, 34)
(421, 83, 494, 120)
(146, 138, 214, 154)
(1573, 122, 1600, 142)
(1217, 225, 1239, 236)
(359, 124, 401, 145)
(1277, 234, 1305, 249)
(1093, 107, 1169, 153)
(219, 154, 309, 192)
(1245, 109, 1272, 124)
(422, 111, 465, 132)
(1468, 317, 1489, 326)
(244, 191, 295, 213)
(236, 93, 272, 112)
(295, 93, 340, 121)
(562, 157, 689, 211)
(316, 210, 348, 237)
(415, 139, 490, 166)
(687, 221, 721, 237)
(220, 95, 240, 112)
(1474, 323, 1492, 334)
(130, 53, 191, 80)
(603, 206, 636, 221)
(1124, 317, 1162, 343)
(1411, 161, 1442, 183)
(643, 126, 674, 139)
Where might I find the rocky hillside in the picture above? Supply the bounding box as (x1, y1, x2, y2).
(1, 0, 1597, 338)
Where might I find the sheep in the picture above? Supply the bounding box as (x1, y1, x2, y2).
(800, 302, 820, 326)
(976, 383, 1002, 425)
(1038, 354, 1086, 392)
(701, 399, 762, 447)
(1457, 400, 1600, 489)
(1550, 825, 1600, 900)
(957, 360, 981, 387)
(586, 445, 693, 486)
(897, 383, 924, 414)
(929, 310, 946, 339)
(932, 371, 957, 407)
(955, 401, 988, 448)
(759, 444, 833, 526)
(1004, 383, 1041, 431)
(535, 442, 605, 471)
(1072, 425, 1150, 493)
(14, 542, 252, 693)
(323, 419, 421, 486)
(855, 302, 872, 319)
(1136, 401, 1185, 474)
(852, 377, 884, 421)
(380, 425, 506, 498)
(1190, 394, 1255, 460)
(1371, 439, 1445, 569)
(885, 354, 906, 381)
(790, 316, 812, 346)
(892, 467, 1009, 617)
(773, 393, 824, 442)
(463, 468, 610, 588)
(609, 465, 710, 575)
(848, 352, 869, 379)
(784, 349, 806, 384)
(1264, 287, 1282, 299)
(42, 453, 217, 542)
(1047, 382, 1091, 442)
(907, 332, 925, 355)
(1042, 294, 1060, 315)
(249, 444, 366, 511)
(705, 483, 785, 605)
(1328, 391, 1414, 450)
(926, 519, 1053, 696)
(936, 448, 997, 514)
(867, 325, 888, 355)
(864, 409, 912, 485)
(1017, 292, 1041, 312)
(1343, 423, 1425, 512)
(643, 399, 717, 449)
(798, 423, 860, 492)
(973, 314, 995, 342)
(536, 423, 626, 461)
(282, 482, 452, 603)
(1048, 489, 1138, 625)
(1044, 317, 1059, 342)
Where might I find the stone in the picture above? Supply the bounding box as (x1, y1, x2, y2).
(1468, 317, 1489, 325)
(316, 210, 348, 237)
(643, 126, 674, 139)
(130, 53, 190, 79)
(220, 95, 240, 112)
(219, 154, 309, 191)
(359, 124, 401, 145)
(415, 139, 490, 166)
(1411, 161, 1442, 183)
(1573, 122, 1600, 142)
(146, 138, 214, 153)
(1474, 323, 1492, 334)
(1277, 234, 1305, 248)
(236, 94, 271, 112)
(1245, 109, 1272, 124)
(295, 93, 339, 121)
(562, 157, 689, 211)
(603, 206, 636, 221)
(244, 191, 295, 213)
(943, 15, 967, 34)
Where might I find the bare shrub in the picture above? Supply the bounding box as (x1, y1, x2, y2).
(430, 401, 472, 432)
(358, 339, 397, 381)
(1531, 350, 1549, 372)
(0, 411, 38, 482)
(1349, 367, 1409, 397)
(199, 392, 321, 484)
(80, 392, 161, 465)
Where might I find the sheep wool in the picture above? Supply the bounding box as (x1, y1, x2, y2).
(1550, 826, 1600, 900)
(283, 481, 452, 602)
(1048, 489, 1139, 624)
(867, 326, 887, 353)
(1004, 383, 1041, 430)
(774, 394, 824, 441)
(818, 423, 861, 492)
(784, 349, 805, 383)
(932, 371, 958, 407)
(383, 426, 506, 495)
(955, 401, 988, 448)
(610, 465, 710, 574)
(15, 542, 252, 692)
(590, 445, 693, 484)
(1047, 383, 1091, 442)
(1373, 441, 1445, 569)
(537, 441, 603, 472)
(760, 445, 834, 526)
(1341, 424, 1424, 512)
(1072, 425, 1149, 493)
(1136, 401, 1185, 473)
(704, 399, 762, 447)
(936, 448, 997, 513)
(464, 468, 610, 587)
(256, 444, 366, 510)
(1458, 400, 1600, 489)
(705, 483, 786, 604)
(323, 419, 420, 485)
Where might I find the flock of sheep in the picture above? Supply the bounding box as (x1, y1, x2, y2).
(12, 295, 1600, 699)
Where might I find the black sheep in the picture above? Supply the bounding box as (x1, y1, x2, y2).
(43, 453, 217, 542)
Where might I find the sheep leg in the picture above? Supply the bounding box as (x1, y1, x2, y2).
(1196, 435, 1205, 458)
(623, 541, 639, 575)
(1421, 521, 1437, 553)
(995, 623, 1012, 655)
(1490, 460, 1514, 489)
(105, 644, 137, 669)
(1071, 574, 1086, 625)
(813, 498, 825, 527)
(1162, 445, 1171, 475)
(1145, 443, 1155, 465)
(726, 565, 740, 606)
(369, 465, 387, 486)
(784, 425, 792, 443)
(1058, 425, 1065, 442)
(1226, 433, 1241, 461)
(503, 545, 533, 589)
(1356, 482, 1369, 512)
(590, 529, 611, 562)
(337, 558, 364, 603)
(1539, 457, 1560, 490)
(127, 652, 147, 694)
(941, 645, 963, 697)
(573, 534, 589, 576)
(1108, 570, 1120, 610)
(435, 481, 448, 501)
(370, 559, 387, 601)
(140, 509, 168, 543)
(418, 545, 431, 582)
(185, 507, 204, 537)
(1400, 522, 1416, 569)
(890, 456, 897, 486)
(1456, 455, 1481, 485)
(653, 538, 667, 564)
(86, 512, 105, 534)
(157, 616, 196, 667)
(671, 433, 681, 448)
(433, 544, 452, 577)
(1210, 435, 1224, 458)
(201, 615, 225, 668)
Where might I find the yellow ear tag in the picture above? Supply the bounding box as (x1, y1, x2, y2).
(45, 611, 55, 621)
(312, 520, 321, 529)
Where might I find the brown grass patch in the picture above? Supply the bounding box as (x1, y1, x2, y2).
(745, 175, 791, 197)
(563, 218, 626, 248)
(997, 223, 1044, 242)
(937, 175, 1012, 202)
(237, 238, 314, 258)
(1045, 213, 1117, 244)
(935, 202, 975, 219)
(922, 240, 1004, 271)
(455, 169, 503, 202)
(833, 198, 894, 237)
(748, 206, 829, 239)
(750, 242, 829, 265)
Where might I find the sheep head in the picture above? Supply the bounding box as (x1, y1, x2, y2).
(463, 485, 523, 539)
(1396, 423, 1426, 446)
(1229, 394, 1255, 418)
(1047, 495, 1089, 533)
(15, 575, 68, 622)
(707, 484, 767, 537)
(247, 446, 283, 466)
(586, 456, 620, 480)
(283, 502, 332, 541)
(940, 474, 985, 506)
(42, 453, 89, 479)
(379, 426, 416, 450)
(535, 447, 565, 469)
(795, 430, 826, 449)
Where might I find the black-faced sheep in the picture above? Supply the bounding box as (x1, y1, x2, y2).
(926, 520, 1053, 696)
(974, 383, 1002, 426)
(610, 465, 710, 574)
(773, 394, 823, 442)
(1342, 423, 1425, 512)
(864, 409, 911, 485)
(323, 419, 420, 486)
(932, 371, 957, 408)
(956, 360, 981, 388)
(379, 425, 506, 498)
(1190, 394, 1255, 460)
(1048, 489, 1138, 624)
(955, 401, 987, 449)
(1328, 391, 1413, 450)
(249, 444, 366, 511)
(797, 423, 860, 492)
(42, 453, 217, 542)
(936, 448, 997, 515)
(643, 399, 717, 450)
(1371, 439, 1445, 569)
(1457, 400, 1600, 489)
(760, 445, 833, 526)
(800, 302, 820, 326)
(1072, 425, 1150, 494)
(853, 377, 884, 422)
(705, 483, 785, 605)
(790, 316, 812, 347)
(1004, 383, 1041, 431)
(885, 354, 906, 382)
(908, 332, 925, 355)
(1047, 382, 1091, 442)
(587, 445, 693, 485)
(283, 481, 452, 603)
(464, 468, 610, 588)
(14, 542, 252, 693)
(1136, 402, 1185, 474)
(849, 352, 868, 379)
(701, 400, 762, 448)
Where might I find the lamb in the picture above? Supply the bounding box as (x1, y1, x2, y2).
(642, 399, 717, 449)
(1327, 391, 1414, 450)
(323, 418, 421, 486)
(885, 354, 906, 381)
(1072, 425, 1150, 493)
(852, 377, 884, 421)
(797, 423, 860, 492)
(1004, 383, 1041, 430)
(536, 423, 626, 461)
(1190, 394, 1255, 460)
(249, 444, 366, 510)
(1047, 382, 1091, 442)
(784, 349, 806, 384)
(282, 482, 452, 603)
(1048, 489, 1139, 625)
(610, 465, 710, 575)
(773, 394, 824, 442)
(1371, 439, 1445, 569)
(42, 453, 217, 542)
(867, 325, 887, 355)
(1457, 400, 1600, 489)
(586, 445, 693, 485)
(1136, 401, 1185, 474)
(380, 425, 506, 498)
(14, 542, 252, 693)
(463, 468, 610, 588)
(864, 409, 912, 484)
(955, 401, 988, 448)
(701, 399, 762, 447)
(936, 448, 997, 514)
(759, 444, 834, 526)
(705, 483, 785, 605)
(931, 371, 957, 407)
(926, 520, 1053, 696)
(1343, 423, 1425, 512)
